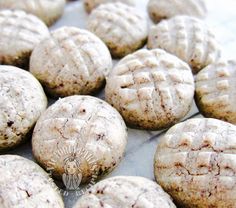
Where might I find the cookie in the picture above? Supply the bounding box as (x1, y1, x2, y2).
(0, 155, 64, 208)
(148, 0, 207, 23)
(73, 176, 176, 208)
(84, 0, 135, 13)
(0, 0, 66, 26)
(0, 10, 49, 69)
(105, 49, 194, 130)
(147, 16, 221, 74)
(154, 118, 236, 208)
(0, 65, 47, 151)
(32, 95, 127, 183)
(87, 2, 148, 58)
(195, 60, 236, 123)
(30, 26, 112, 97)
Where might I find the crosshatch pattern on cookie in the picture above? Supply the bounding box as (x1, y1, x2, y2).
(84, 0, 135, 13)
(0, 10, 48, 46)
(195, 61, 236, 123)
(148, 0, 207, 22)
(148, 16, 221, 73)
(106, 49, 194, 130)
(155, 118, 236, 207)
(30, 27, 111, 96)
(32, 96, 127, 182)
(87, 1, 148, 58)
(0, 0, 65, 25)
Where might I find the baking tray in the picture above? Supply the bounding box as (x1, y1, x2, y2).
(5, 0, 236, 207)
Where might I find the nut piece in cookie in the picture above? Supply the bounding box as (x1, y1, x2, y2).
(0, 10, 49, 69)
(0, 0, 66, 26)
(30, 26, 112, 97)
(0, 65, 47, 151)
(148, 0, 207, 23)
(0, 155, 64, 208)
(73, 176, 176, 208)
(87, 2, 148, 58)
(105, 48, 194, 130)
(32, 96, 127, 184)
(154, 118, 236, 208)
(148, 16, 221, 74)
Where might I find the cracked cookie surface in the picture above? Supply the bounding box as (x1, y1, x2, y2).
(30, 26, 112, 97)
(0, 65, 47, 151)
(148, 16, 221, 74)
(73, 176, 176, 208)
(87, 2, 148, 58)
(154, 118, 236, 208)
(83, 0, 135, 13)
(32, 95, 127, 182)
(148, 0, 207, 23)
(0, 155, 64, 208)
(195, 60, 236, 124)
(0, 0, 65, 26)
(0, 10, 49, 68)
(105, 48, 194, 130)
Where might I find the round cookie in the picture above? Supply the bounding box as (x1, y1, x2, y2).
(154, 118, 236, 208)
(0, 10, 49, 68)
(73, 176, 176, 208)
(195, 60, 236, 123)
(105, 49, 194, 130)
(30, 26, 112, 97)
(0, 0, 66, 26)
(147, 16, 221, 74)
(84, 0, 135, 13)
(148, 0, 207, 23)
(87, 2, 148, 58)
(0, 65, 47, 151)
(0, 155, 64, 208)
(32, 95, 127, 183)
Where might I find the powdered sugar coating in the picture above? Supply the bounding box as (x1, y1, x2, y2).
(0, 65, 47, 151)
(73, 176, 176, 208)
(148, 16, 221, 74)
(0, 0, 65, 26)
(0, 10, 49, 68)
(32, 96, 127, 182)
(87, 2, 148, 58)
(0, 155, 64, 208)
(83, 0, 135, 13)
(105, 49, 194, 130)
(155, 118, 236, 207)
(30, 27, 112, 97)
(148, 0, 207, 23)
(195, 60, 236, 123)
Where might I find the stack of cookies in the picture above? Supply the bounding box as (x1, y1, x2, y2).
(0, 0, 235, 207)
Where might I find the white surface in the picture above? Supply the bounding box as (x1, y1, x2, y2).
(5, 0, 236, 207)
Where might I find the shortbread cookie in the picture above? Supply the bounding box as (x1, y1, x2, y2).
(0, 155, 64, 208)
(30, 26, 112, 97)
(84, 0, 135, 13)
(195, 60, 236, 123)
(32, 96, 127, 183)
(87, 2, 148, 58)
(0, 66, 47, 151)
(73, 176, 176, 208)
(0, 10, 49, 68)
(148, 16, 221, 74)
(0, 0, 65, 26)
(148, 0, 207, 23)
(105, 49, 194, 130)
(154, 118, 236, 208)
